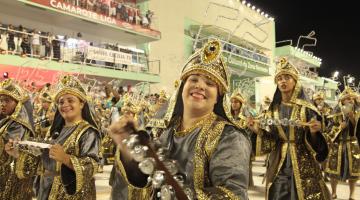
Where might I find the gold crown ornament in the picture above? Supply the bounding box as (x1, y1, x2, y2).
(312, 91, 325, 101)
(338, 86, 358, 102)
(230, 90, 245, 104)
(274, 57, 300, 82)
(180, 40, 230, 95)
(54, 75, 87, 102)
(0, 79, 28, 102)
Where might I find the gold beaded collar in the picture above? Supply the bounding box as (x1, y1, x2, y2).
(174, 112, 216, 137)
(64, 119, 85, 128)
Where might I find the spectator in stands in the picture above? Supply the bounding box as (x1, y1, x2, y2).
(52, 36, 61, 61)
(80, 0, 87, 8)
(116, 1, 122, 20)
(6, 24, 15, 53)
(20, 29, 31, 57)
(0, 22, 5, 53)
(31, 29, 41, 57)
(135, 6, 141, 25)
(43, 32, 53, 59)
(141, 13, 149, 28)
(128, 7, 134, 23)
(109, 0, 117, 17)
(146, 10, 154, 27)
(119, 2, 128, 21)
(95, 0, 102, 13)
(87, 0, 95, 10)
(101, 0, 110, 16)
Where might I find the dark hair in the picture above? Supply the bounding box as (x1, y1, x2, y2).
(269, 88, 282, 112)
(168, 80, 231, 126)
(49, 101, 98, 139)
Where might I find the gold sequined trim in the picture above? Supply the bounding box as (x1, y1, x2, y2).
(217, 186, 241, 200)
(193, 114, 228, 199)
(288, 105, 305, 200)
(115, 147, 151, 200)
(68, 156, 83, 193)
(301, 105, 318, 159)
(0, 136, 4, 158)
(174, 112, 215, 137)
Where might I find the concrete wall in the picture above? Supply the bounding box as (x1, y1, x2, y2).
(148, 0, 275, 93)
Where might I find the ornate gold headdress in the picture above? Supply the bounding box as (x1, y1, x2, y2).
(121, 93, 139, 114)
(230, 90, 245, 104)
(54, 75, 87, 102)
(0, 79, 28, 102)
(180, 40, 230, 94)
(312, 91, 325, 101)
(39, 90, 53, 103)
(339, 86, 358, 102)
(158, 90, 167, 101)
(263, 96, 271, 104)
(274, 57, 299, 82)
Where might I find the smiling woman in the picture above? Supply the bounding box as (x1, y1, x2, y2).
(6, 75, 101, 200)
(109, 40, 251, 200)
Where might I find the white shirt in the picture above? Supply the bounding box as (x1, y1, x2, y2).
(32, 33, 40, 45)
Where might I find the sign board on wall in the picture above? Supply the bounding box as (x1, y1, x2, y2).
(27, 0, 160, 37)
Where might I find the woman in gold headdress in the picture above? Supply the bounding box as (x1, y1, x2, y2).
(0, 79, 35, 200)
(325, 87, 360, 200)
(34, 91, 55, 139)
(230, 90, 246, 128)
(312, 91, 333, 128)
(5, 75, 100, 200)
(109, 40, 251, 199)
(248, 58, 331, 200)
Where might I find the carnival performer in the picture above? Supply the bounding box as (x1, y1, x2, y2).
(325, 86, 360, 200)
(230, 90, 247, 128)
(109, 97, 146, 200)
(34, 91, 55, 139)
(0, 78, 35, 200)
(5, 75, 101, 200)
(312, 90, 333, 128)
(109, 40, 251, 199)
(248, 57, 331, 200)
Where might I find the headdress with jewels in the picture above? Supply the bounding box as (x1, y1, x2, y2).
(49, 76, 99, 138)
(230, 90, 245, 104)
(312, 91, 325, 101)
(338, 86, 358, 102)
(263, 96, 271, 104)
(147, 40, 235, 129)
(0, 79, 34, 133)
(121, 94, 139, 114)
(39, 90, 53, 103)
(180, 40, 230, 95)
(274, 57, 300, 83)
(0, 78, 28, 102)
(269, 57, 320, 114)
(54, 75, 87, 102)
(158, 90, 168, 102)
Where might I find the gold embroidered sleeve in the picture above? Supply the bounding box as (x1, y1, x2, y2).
(325, 116, 343, 143)
(15, 151, 40, 179)
(0, 137, 10, 165)
(200, 186, 241, 200)
(115, 147, 151, 189)
(60, 155, 98, 195)
(256, 130, 276, 156)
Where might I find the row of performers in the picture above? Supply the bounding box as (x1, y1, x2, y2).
(0, 40, 359, 200)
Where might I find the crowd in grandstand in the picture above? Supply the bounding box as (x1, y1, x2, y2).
(63, 0, 154, 27)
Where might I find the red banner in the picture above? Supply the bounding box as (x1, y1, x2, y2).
(28, 0, 160, 37)
(0, 64, 74, 86)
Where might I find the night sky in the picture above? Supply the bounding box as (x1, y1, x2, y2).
(250, 0, 360, 80)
